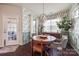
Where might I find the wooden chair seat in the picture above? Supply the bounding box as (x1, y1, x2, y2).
(33, 44, 43, 53)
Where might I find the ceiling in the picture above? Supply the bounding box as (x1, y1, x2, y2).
(4, 3, 73, 16)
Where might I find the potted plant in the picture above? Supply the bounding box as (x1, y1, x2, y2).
(57, 16, 72, 35)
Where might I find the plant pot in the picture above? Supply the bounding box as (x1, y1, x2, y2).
(61, 29, 69, 35)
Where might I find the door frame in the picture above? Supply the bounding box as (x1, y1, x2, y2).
(3, 15, 20, 46)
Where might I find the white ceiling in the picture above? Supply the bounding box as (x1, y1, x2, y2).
(5, 3, 73, 16)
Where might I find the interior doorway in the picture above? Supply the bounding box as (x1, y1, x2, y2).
(3, 16, 19, 46)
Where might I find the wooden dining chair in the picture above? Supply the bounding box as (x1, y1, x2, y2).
(32, 40, 44, 56)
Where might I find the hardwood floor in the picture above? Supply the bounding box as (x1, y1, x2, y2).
(0, 41, 78, 56)
(0, 43, 32, 56)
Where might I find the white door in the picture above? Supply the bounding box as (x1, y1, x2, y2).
(3, 16, 19, 46)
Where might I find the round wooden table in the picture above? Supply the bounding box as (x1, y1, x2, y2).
(32, 35, 56, 56)
(33, 35, 56, 42)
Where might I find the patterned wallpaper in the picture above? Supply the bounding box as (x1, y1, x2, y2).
(69, 3, 79, 54)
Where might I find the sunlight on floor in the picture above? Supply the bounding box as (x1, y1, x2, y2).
(0, 45, 19, 54)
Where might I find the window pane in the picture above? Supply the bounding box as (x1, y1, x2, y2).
(43, 18, 60, 33)
(8, 19, 17, 40)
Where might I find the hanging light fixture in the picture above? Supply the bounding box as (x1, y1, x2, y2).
(41, 3, 47, 21)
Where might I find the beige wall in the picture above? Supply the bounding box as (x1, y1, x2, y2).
(0, 4, 23, 47)
(0, 6, 4, 47)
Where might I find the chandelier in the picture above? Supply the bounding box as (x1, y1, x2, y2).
(41, 3, 47, 21)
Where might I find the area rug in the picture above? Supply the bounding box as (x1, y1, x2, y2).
(62, 49, 78, 56)
(0, 45, 19, 54)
